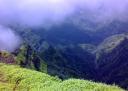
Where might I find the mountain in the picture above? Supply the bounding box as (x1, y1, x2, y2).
(95, 34, 128, 89)
(38, 34, 128, 89)
(11, 19, 128, 50)
(40, 44, 96, 79)
(7, 14, 128, 90)
(39, 34, 128, 89)
(0, 2, 128, 91)
(0, 63, 124, 91)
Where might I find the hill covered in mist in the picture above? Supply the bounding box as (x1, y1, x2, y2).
(0, 0, 128, 91)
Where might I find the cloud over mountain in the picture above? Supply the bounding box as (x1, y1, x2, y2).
(0, 26, 21, 52)
(0, 0, 128, 51)
(0, 0, 128, 26)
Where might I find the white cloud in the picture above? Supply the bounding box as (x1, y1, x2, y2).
(0, 25, 21, 52)
(0, 0, 127, 27)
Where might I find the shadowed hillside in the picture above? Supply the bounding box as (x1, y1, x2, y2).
(96, 34, 128, 89)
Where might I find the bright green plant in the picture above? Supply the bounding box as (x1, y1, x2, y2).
(0, 63, 124, 91)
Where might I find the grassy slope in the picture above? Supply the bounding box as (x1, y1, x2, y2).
(0, 63, 124, 91)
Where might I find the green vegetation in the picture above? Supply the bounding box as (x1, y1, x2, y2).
(0, 63, 124, 91)
(15, 45, 26, 65)
(0, 51, 10, 58)
(15, 45, 47, 73)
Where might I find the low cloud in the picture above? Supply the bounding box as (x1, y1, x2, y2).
(0, 0, 128, 51)
(0, 25, 21, 52)
(0, 0, 128, 27)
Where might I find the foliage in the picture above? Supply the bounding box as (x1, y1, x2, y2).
(15, 45, 47, 73)
(15, 46, 26, 64)
(0, 63, 124, 91)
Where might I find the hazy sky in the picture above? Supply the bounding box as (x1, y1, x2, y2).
(0, 0, 128, 51)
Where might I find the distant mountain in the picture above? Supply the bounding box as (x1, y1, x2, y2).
(0, 33, 128, 89)
(1, 7, 128, 90)
(8, 14, 128, 90)
(11, 15, 128, 50)
(95, 34, 128, 89)
(40, 44, 96, 79)
(39, 34, 128, 89)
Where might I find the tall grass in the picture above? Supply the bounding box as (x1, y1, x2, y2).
(0, 63, 124, 91)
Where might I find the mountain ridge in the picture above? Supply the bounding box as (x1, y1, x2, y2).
(0, 33, 128, 90)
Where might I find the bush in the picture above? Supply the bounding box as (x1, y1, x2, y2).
(0, 63, 124, 91)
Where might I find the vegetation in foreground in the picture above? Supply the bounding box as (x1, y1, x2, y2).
(0, 63, 124, 91)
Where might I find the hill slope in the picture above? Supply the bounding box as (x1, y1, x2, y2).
(0, 63, 124, 91)
(96, 34, 128, 89)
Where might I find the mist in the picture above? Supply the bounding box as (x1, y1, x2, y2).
(0, 0, 128, 51)
(0, 0, 128, 27)
(0, 26, 21, 52)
